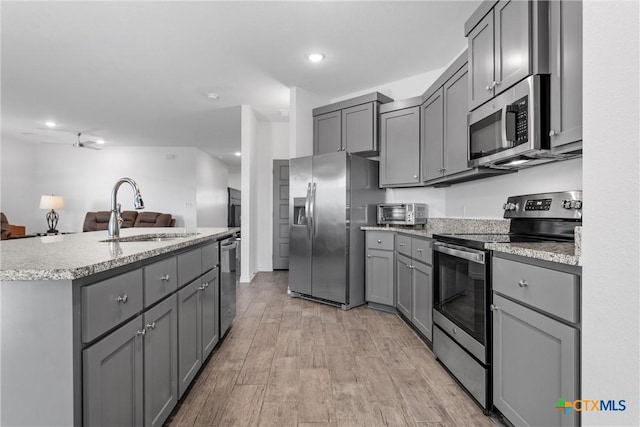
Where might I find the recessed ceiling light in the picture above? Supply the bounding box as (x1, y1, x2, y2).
(234, 152, 241, 157)
(307, 53, 325, 63)
(206, 92, 220, 100)
(45, 121, 57, 127)
(95, 139, 105, 145)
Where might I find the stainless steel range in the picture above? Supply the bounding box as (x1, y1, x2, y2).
(431, 191, 582, 412)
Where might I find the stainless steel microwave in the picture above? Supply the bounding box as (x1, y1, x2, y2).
(468, 75, 552, 168)
(377, 203, 427, 225)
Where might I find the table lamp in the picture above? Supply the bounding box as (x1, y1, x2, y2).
(39, 195, 64, 234)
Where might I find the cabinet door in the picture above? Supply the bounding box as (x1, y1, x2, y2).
(494, 0, 531, 95)
(380, 106, 421, 186)
(314, 111, 342, 155)
(493, 294, 578, 427)
(177, 280, 202, 398)
(549, 0, 583, 148)
(395, 254, 412, 318)
(411, 261, 433, 342)
(144, 295, 178, 427)
(201, 268, 220, 360)
(468, 11, 494, 110)
(342, 102, 375, 154)
(83, 316, 144, 427)
(443, 64, 472, 177)
(421, 89, 444, 182)
(366, 249, 395, 306)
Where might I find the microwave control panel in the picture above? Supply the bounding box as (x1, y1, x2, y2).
(505, 96, 528, 145)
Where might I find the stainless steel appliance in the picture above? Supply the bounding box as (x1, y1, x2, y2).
(468, 75, 575, 169)
(219, 236, 237, 337)
(432, 190, 582, 412)
(289, 151, 383, 309)
(377, 203, 427, 225)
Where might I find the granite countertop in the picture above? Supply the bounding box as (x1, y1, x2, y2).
(362, 220, 582, 266)
(0, 227, 237, 281)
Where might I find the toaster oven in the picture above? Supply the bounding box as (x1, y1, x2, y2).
(377, 203, 427, 225)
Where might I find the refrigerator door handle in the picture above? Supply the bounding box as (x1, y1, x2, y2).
(310, 182, 317, 238)
(305, 183, 312, 239)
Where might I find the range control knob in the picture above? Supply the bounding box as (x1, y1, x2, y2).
(503, 202, 517, 211)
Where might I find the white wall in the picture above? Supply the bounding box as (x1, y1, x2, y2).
(0, 139, 229, 233)
(227, 172, 241, 190)
(582, 2, 639, 426)
(289, 87, 330, 159)
(256, 122, 290, 271)
(240, 105, 258, 282)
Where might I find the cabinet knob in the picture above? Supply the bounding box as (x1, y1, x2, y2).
(115, 294, 128, 303)
(146, 322, 156, 330)
(494, 80, 500, 87)
(549, 130, 559, 137)
(197, 285, 207, 290)
(518, 280, 528, 288)
(336, 148, 341, 152)
(486, 85, 492, 92)
(367, 254, 371, 258)
(490, 304, 500, 312)
(453, 327, 458, 334)
(161, 274, 170, 281)
(413, 174, 418, 179)
(136, 329, 146, 336)
(377, 239, 382, 244)
(399, 243, 405, 246)
(416, 248, 423, 253)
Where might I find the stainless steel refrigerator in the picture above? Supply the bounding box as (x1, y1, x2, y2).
(288, 151, 383, 309)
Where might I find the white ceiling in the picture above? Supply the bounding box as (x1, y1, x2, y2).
(1, 1, 481, 169)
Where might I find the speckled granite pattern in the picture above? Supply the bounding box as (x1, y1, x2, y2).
(486, 242, 580, 266)
(0, 227, 236, 281)
(574, 226, 582, 258)
(362, 218, 510, 238)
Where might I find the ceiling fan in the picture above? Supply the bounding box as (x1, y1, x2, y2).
(39, 131, 103, 150)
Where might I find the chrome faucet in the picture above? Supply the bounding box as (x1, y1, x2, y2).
(108, 177, 145, 238)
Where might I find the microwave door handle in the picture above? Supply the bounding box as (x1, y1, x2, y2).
(500, 107, 510, 149)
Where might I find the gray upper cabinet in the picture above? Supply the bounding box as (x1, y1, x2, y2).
(314, 111, 342, 154)
(493, 0, 531, 96)
(549, 0, 583, 151)
(313, 92, 393, 156)
(468, 10, 494, 110)
(421, 89, 444, 182)
(83, 315, 144, 427)
(342, 103, 375, 153)
(143, 295, 178, 427)
(379, 100, 421, 187)
(443, 65, 472, 177)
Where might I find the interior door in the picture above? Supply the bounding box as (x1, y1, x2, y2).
(311, 151, 348, 304)
(272, 160, 290, 270)
(289, 156, 313, 295)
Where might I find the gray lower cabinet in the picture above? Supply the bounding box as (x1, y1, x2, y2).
(411, 260, 433, 341)
(366, 249, 394, 306)
(395, 253, 412, 319)
(549, 0, 583, 151)
(177, 279, 203, 398)
(143, 295, 178, 427)
(83, 315, 144, 427)
(202, 268, 220, 359)
(379, 102, 421, 187)
(493, 294, 578, 427)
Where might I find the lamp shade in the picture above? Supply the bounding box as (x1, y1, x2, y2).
(39, 195, 64, 210)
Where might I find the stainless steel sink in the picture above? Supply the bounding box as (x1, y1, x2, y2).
(100, 233, 197, 243)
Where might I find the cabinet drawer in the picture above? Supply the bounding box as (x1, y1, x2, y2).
(144, 257, 178, 308)
(395, 234, 412, 257)
(82, 269, 144, 343)
(493, 257, 579, 323)
(411, 238, 432, 265)
(367, 231, 394, 251)
(178, 248, 202, 287)
(202, 242, 219, 273)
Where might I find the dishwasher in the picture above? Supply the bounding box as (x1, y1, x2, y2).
(219, 236, 237, 338)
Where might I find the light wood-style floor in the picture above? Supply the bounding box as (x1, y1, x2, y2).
(166, 271, 499, 427)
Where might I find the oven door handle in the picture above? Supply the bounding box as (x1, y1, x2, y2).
(433, 243, 485, 264)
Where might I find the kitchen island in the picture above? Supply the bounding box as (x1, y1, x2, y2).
(0, 227, 236, 427)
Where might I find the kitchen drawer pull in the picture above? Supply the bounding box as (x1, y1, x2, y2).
(160, 274, 170, 281)
(399, 243, 406, 246)
(136, 328, 146, 336)
(146, 322, 156, 330)
(115, 294, 128, 303)
(518, 280, 528, 288)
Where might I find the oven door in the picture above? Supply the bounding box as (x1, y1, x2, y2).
(377, 204, 408, 224)
(433, 242, 489, 347)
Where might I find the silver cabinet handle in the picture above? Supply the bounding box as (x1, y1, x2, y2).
(486, 85, 492, 92)
(146, 322, 156, 330)
(115, 294, 128, 303)
(136, 329, 146, 336)
(399, 243, 405, 246)
(161, 274, 170, 281)
(490, 304, 500, 312)
(197, 285, 207, 290)
(549, 130, 559, 137)
(453, 327, 458, 334)
(518, 280, 528, 288)
(493, 80, 500, 87)
(416, 248, 423, 253)
(367, 254, 371, 258)
(405, 264, 410, 269)
(336, 148, 341, 152)
(413, 174, 418, 179)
